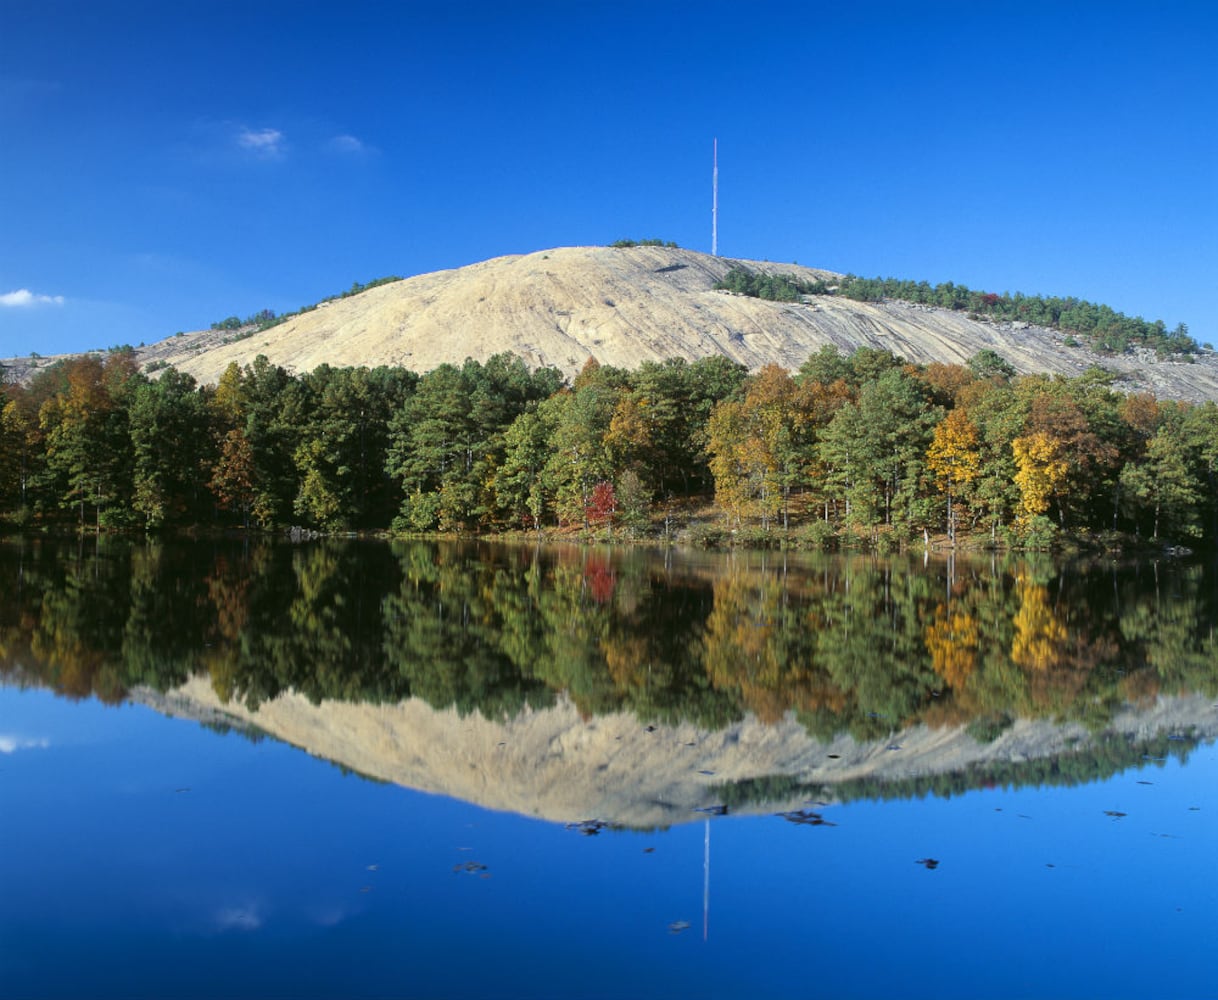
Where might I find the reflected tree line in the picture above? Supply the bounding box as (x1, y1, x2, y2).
(2, 540, 1217, 744)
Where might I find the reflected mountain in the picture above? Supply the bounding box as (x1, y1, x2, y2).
(136, 676, 1217, 829)
(4, 537, 1218, 825)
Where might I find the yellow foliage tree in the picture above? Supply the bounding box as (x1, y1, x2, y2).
(1011, 432, 1068, 530)
(604, 393, 655, 477)
(706, 399, 753, 528)
(706, 366, 810, 531)
(926, 408, 981, 542)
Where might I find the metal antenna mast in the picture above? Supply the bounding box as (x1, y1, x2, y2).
(711, 138, 719, 257)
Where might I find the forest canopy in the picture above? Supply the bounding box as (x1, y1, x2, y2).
(2, 345, 1217, 548)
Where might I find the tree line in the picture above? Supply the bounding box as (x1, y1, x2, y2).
(209, 275, 403, 338)
(714, 266, 829, 302)
(2, 345, 1217, 547)
(715, 265, 1201, 357)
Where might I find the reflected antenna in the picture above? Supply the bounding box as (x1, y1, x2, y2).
(703, 817, 711, 940)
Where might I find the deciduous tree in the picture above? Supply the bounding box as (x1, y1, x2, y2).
(926, 408, 981, 542)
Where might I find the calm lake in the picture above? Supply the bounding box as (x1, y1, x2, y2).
(2, 538, 1217, 999)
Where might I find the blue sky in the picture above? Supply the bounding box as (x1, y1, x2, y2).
(2, 0, 1215, 359)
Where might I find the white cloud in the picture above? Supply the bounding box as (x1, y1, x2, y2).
(236, 127, 285, 157)
(328, 133, 366, 154)
(0, 735, 51, 753)
(0, 289, 64, 308)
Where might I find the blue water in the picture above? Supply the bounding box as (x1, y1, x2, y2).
(3, 684, 1216, 999)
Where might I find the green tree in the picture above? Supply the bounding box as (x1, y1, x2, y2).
(38, 351, 142, 529)
(544, 361, 626, 528)
(1181, 403, 1218, 539)
(966, 349, 1017, 382)
(957, 378, 1025, 538)
(614, 469, 651, 537)
(293, 365, 416, 529)
(496, 401, 560, 530)
(797, 345, 852, 387)
(387, 355, 559, 531)
(1120, 406, 1203, 539)
(819, 368, 939, 537)
(205, 356, 301, 529)
(816, 398, 877, 530)
(241, 356, 304, 528)
(130, 369, 213, 528)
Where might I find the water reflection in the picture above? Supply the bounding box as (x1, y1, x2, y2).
(2, 538, 1217, 820)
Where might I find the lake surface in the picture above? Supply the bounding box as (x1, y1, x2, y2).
(2, 538, 1217, 999)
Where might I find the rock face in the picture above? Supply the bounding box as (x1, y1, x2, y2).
(136, 677, 1218, 829)
(82, 246, 1218, 400)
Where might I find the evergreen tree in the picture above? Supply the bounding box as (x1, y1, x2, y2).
(130, 369, 213, 528)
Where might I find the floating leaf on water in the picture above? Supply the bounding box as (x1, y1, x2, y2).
(916, 858, 940, 870)
(453, 861, 489, 875)
(668, 920, 691, 934)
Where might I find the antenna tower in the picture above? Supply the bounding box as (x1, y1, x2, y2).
(711, 138, 719, 257)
